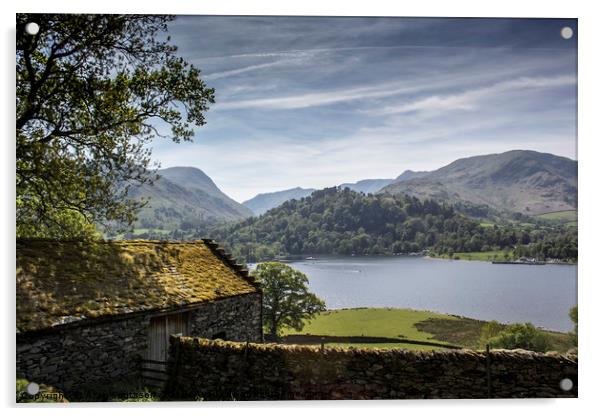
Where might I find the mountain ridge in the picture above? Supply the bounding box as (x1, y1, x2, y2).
(243, 187, 316, 216)
(380, 150, 577, 215)
(395, 170, 430, 182)
(338, 178, 395, 194)
(124, 149, 576, 235)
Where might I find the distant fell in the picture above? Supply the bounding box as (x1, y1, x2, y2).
(127, 166, 252, 230)
(338, 178, 395, 194)
(381, 150, 577, 215)
(243, 187, 316, 216)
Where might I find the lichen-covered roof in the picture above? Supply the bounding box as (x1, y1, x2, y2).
(16, 239, 259, 333)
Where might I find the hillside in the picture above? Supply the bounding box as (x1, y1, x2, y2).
(338, 179, 394, 194)
(208, 187, 576, 262)
(243, 187, 316, 216)
(381, 150, 577, 215)
(127, 167, 253, 230)
(395, 170, 430, 182)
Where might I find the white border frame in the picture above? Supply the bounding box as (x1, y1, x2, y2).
(2, 1, 600, 415)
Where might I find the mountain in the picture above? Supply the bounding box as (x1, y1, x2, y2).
(243, 187, 316, 216)
(395, 170, 430, 182)
(338, 178, 394, 194)
(380, 150, 577, 215)
(128, 167, 253, 230)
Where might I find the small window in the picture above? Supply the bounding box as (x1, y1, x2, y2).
(211, 331, 226, 340)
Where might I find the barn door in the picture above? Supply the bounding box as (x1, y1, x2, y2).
(143, 312, 189, 387)
(148, 312, 189, 362)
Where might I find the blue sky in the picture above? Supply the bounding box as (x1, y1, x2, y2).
(151, 16, 577, 202)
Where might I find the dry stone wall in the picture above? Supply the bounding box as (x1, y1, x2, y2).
(166, 337, 578, 400)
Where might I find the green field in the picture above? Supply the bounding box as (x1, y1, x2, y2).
(281, 308, 572, 352)
(431, 250, 509, 261)
(281, 308, 457, 343)
(451, 250, 510, 261)
(535, 210, 577, 225)
(281, 308, 457, 350)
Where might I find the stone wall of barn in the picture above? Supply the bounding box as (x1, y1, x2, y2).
(165, 337, 578, 400)
(188, 292, 262, 342)
(17, 314, 149, 394)
(16, 293, 262, 396)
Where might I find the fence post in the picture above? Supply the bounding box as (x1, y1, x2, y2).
(486, 344, 492, 398)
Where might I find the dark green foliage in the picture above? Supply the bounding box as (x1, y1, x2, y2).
(481, 322, 553, 352)
(16, 14, 214, 238)
(207, 188, 577, 263)
(254, 262, 326, 337)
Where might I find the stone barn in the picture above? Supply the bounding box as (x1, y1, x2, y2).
(16, 239, 262, 393)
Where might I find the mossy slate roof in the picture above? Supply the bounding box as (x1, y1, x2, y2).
(16, 240, 258, 333)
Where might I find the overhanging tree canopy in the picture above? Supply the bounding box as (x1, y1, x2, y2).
(16, 14, 215, 238)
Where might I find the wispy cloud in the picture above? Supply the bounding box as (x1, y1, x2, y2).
(215, 82, 415, 110)
(214, 63, 573, 112)
(375, 76, 576, 115)
(204, 59, 299, 80)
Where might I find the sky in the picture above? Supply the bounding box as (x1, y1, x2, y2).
(150, 16, 577, 203)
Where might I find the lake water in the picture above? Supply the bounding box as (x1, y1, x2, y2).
(284, 256, 577, 332)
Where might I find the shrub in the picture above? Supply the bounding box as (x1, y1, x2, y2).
(479, 320, 505, 347)
(483, 323, 552, 352)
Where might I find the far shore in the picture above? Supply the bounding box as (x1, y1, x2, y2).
(425, 253, 577, 266)
(257, 253, 577, 266)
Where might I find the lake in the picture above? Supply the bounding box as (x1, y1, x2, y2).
(283, 256, 577, 332)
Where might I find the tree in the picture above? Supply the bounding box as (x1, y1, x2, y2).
(254, 262, 326, 337)
(569, 305, 578, 347)
(483, 323, 552, 352)
(16, 14, 215, 238)
(479, 320, 505, 347)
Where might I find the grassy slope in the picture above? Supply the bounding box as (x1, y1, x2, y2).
(536, 210, 577, 221)
(282, 307, 458, 342)
(282, 308, 459, 350)
(535, 210, 577, 227)
(283, 308, 573, 352)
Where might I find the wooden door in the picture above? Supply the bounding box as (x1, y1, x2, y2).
(147, 312, 189, 363)
(143, 312, 189, 387)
